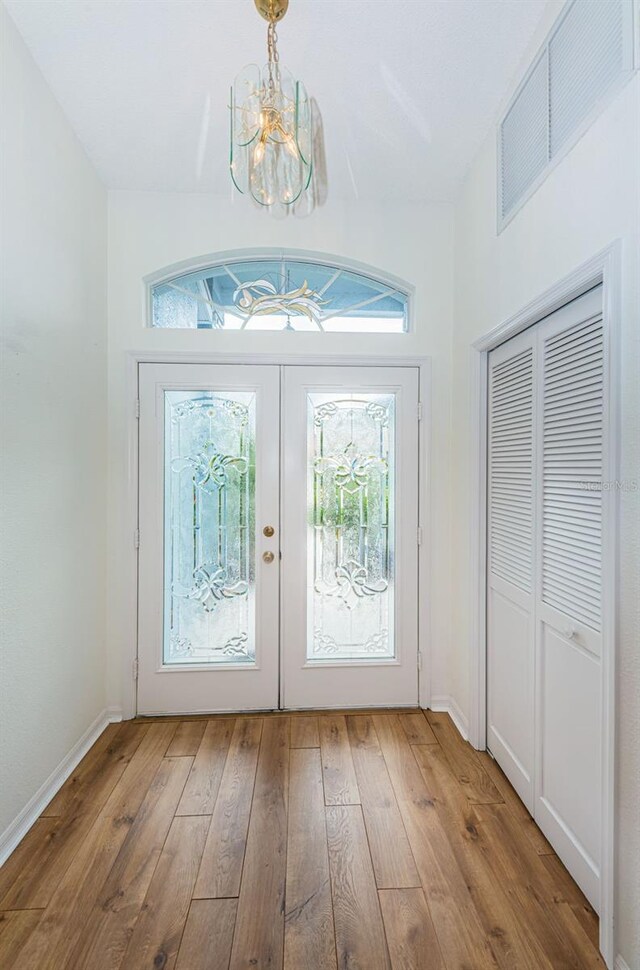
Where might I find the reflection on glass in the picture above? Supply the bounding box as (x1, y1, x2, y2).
(164, 391, 255, 665)
(307, 393, 395, 660)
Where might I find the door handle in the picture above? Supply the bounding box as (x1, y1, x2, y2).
(562, 623, 577, 639)
(263, 525, 275, 537)
(262, 551, 275, 563)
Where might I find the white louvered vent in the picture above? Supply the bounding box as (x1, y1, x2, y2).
(499, 0, 633, 226)
(489, 348, 534, 592)
(550, 0, 625, 154)
(500, 52, 549, 220)
(542, 315, 603, 631)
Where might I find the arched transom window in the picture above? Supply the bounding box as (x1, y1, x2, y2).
(149, 254, 410, 333)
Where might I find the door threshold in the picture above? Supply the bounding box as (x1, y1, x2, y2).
(132, 704, 422, 722)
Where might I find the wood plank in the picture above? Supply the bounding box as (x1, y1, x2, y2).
(425, 711, 502, 803)
(540, 854, 599, 950)
(69, 757, 193, 970)
(99, 721, 178, 820)
(398, 712, 437, 746)
(0, 817, 59, 906)
(325, 805, 390, 970)
(165, 720, 207, 758)
(175, 899, 237, 970)
(290, 715, 320, 748)
(473, 802, 606, 970)
(176, 719, 234, 816)
(194, 718, 263, 899)
(11, 813, 134, 970)
(119, 815, 209, 970)
(319, 715, 360, 805)
(373, 715, 499, 970)
(346, 716, 420, 889)
(413, 742, 559, 970)
(0, 813, 97, 912)
(378, 888, 445, 970)
(229, 717, 289, 970)
(0, 910, 42, 968)
(43, 723, 142, 816)
(284, 749, 336, 970)
(476, 751, 554, 854)
(0, 723, 149, 910)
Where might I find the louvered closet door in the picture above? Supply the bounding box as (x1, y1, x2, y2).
(534, 285, 604, 909)
(487, 330, 536, 810)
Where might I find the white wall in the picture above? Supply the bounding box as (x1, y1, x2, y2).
(451, 51, 640, 970)
(106, 191, 455, 715)
(0, 4, 108, 836)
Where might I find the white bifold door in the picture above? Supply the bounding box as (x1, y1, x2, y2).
(137, 363, 420, 715)
(487, 285, 606, 910)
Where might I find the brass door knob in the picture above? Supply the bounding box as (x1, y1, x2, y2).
(263, 525, 275, 537)
(262, 551, 275, 563)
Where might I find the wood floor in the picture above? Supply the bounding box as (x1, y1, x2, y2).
(0, 709, 604, 970)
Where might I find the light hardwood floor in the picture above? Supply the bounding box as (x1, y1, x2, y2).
(0, 710, 603, 970)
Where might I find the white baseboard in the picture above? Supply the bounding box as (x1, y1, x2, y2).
(615, 956, 631, 970)
(427, 695, 470, 740)
(0, 707, 118, 866)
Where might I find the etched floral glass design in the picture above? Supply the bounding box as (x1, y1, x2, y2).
(308, 393, 395, 660)
(151, 258, 408, 333)
(164, 391, 255, 665)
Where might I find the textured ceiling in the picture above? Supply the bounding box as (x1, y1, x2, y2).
(5, 0, 550, 201)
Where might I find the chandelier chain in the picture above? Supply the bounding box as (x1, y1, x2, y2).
(267, 19, 280, 91)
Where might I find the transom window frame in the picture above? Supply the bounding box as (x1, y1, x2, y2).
(144, 248, 415, 335)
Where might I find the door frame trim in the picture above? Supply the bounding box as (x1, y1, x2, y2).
(121, 352, 431, 718)
(468, 242, 621, 967)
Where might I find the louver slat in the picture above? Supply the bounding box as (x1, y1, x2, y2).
(489, 348, 534, 592)
(542, 318, 603, 631)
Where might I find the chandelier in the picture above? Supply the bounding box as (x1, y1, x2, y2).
(230, 0, 313, 208)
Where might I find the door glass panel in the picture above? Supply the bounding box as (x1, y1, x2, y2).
(164, 390, 255, 665)
(308, 393, 395, 660)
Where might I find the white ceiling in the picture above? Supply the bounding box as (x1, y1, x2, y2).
(5, 0, 550, 202)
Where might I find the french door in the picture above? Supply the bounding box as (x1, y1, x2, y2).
(137, 362, 420, 715)
(138, 364, 280, 714)
(487, 285, 605, 909)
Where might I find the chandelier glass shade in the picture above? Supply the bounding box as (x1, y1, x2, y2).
(230, 7, 313, 207)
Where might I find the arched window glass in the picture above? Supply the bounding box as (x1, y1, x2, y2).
(149, 255, 410, 333)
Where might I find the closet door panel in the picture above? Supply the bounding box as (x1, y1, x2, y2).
(488, 585, 534, 786)
(538, 625, 601, 905)
(534, 286, 604, 911)
(541, 308, 604, 643)
(487, 332, 536, 810)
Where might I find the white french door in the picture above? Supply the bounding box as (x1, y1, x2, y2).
(137, 362, 421, 715)
(282, 366, 420, 709)
(137, 364, 281, 714)
(487, 285, 605, 910)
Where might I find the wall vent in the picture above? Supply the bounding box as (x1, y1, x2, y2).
(498, 0, 635, 229)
